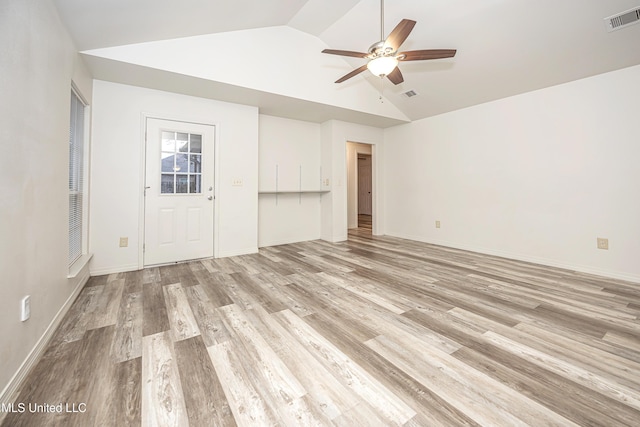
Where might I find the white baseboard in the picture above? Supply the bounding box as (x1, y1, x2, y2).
(89, 263, 139, 276)
(89, 250, 267, 273)
(321, 234, 348, 244)
(0, 266, 90, 420)
(258, 236, 321, 248)
(386, 231, 640, 284)
(216, 247, 259, 258)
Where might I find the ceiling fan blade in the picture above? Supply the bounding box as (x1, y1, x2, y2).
(335, 64, 369, 83)
(384, 19, 416, 51)
(387, 67, 404, 85)
(399, 49, 457, 61)
(322, 49, 369, 58)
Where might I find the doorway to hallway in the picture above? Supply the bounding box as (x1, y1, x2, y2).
(346, 142, 374, 233)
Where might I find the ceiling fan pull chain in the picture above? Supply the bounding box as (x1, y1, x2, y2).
(379, 76, 385, 103)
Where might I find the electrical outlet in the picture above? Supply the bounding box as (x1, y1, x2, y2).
(435, 220, 441, 229)
(232, 178, 243, 187)
(21, 296, 30, 322)
(119, 237, 128, 247)
(597, 237, 609, 250)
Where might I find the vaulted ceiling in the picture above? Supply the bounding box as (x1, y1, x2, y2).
(53, 0, 640, 127)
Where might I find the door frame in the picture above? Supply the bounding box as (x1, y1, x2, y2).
(138, 113, 221, 269)
(345, 140, 379, 235)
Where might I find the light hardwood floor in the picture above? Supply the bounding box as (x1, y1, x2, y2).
(358, 214, 372, 230)
(2, 230, 640, 426)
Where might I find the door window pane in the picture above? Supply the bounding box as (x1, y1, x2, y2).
(159, 131, 204, 194)
(176, 175, 189, 193)
(190, 154, 201, 173)
(161, 132, 175, 152)
(190, 134, 202, 153)
(175, 153, 188, 172)
(177, 132, 189, 152)
(161, 152, 174, 172)
(161, 174, 174, 193)
(189, 175, 201, 193)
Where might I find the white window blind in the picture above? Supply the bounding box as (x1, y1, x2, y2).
(69, 90, 85, 266)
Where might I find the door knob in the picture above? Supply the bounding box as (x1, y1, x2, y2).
(207, 195, 213, 200)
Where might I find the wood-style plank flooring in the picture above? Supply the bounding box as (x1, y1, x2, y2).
(358, 214, 372, 230)
(3, 230, 640, 426)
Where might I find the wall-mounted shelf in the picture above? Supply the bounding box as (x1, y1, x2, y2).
(259, 190, 330, 194)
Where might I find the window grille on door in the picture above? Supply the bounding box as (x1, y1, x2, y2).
(160, 131, 203, 194)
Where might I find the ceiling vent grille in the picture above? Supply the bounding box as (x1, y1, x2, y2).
(605, 7, 640, 32)
(403, 90, 418, 98)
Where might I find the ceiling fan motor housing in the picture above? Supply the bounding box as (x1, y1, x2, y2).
(368, 41, 394, 58)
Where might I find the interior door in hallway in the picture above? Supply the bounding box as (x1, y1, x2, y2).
(144, 118, 215, 266)
(358, 154, 372, 215)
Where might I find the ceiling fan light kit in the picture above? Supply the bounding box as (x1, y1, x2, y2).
(322, 0, 457, 85)
(367, 56, 399, 77)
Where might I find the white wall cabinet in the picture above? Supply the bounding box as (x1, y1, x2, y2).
(258, 115, 328, 246)
(259, 165, 329, 193)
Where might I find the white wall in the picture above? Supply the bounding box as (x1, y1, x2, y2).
(83, 26, 409, 122)
(258, 115, 323, 247)
(321, 121, 384, 241)
(384, 65, 640, 282)
(346, 142, 372, 229)
(90, 81, 258, 274)
(0, 0, 93, 405)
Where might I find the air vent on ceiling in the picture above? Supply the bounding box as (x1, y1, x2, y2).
(604, 6, 640, 32)
(403, 90, 418, 98)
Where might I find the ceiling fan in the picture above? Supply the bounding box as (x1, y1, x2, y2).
(322, 0, 457, 85)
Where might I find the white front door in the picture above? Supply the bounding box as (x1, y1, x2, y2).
(144, 118, 215, 266)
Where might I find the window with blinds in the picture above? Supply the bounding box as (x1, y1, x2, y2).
(69, 89, 86, 266)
